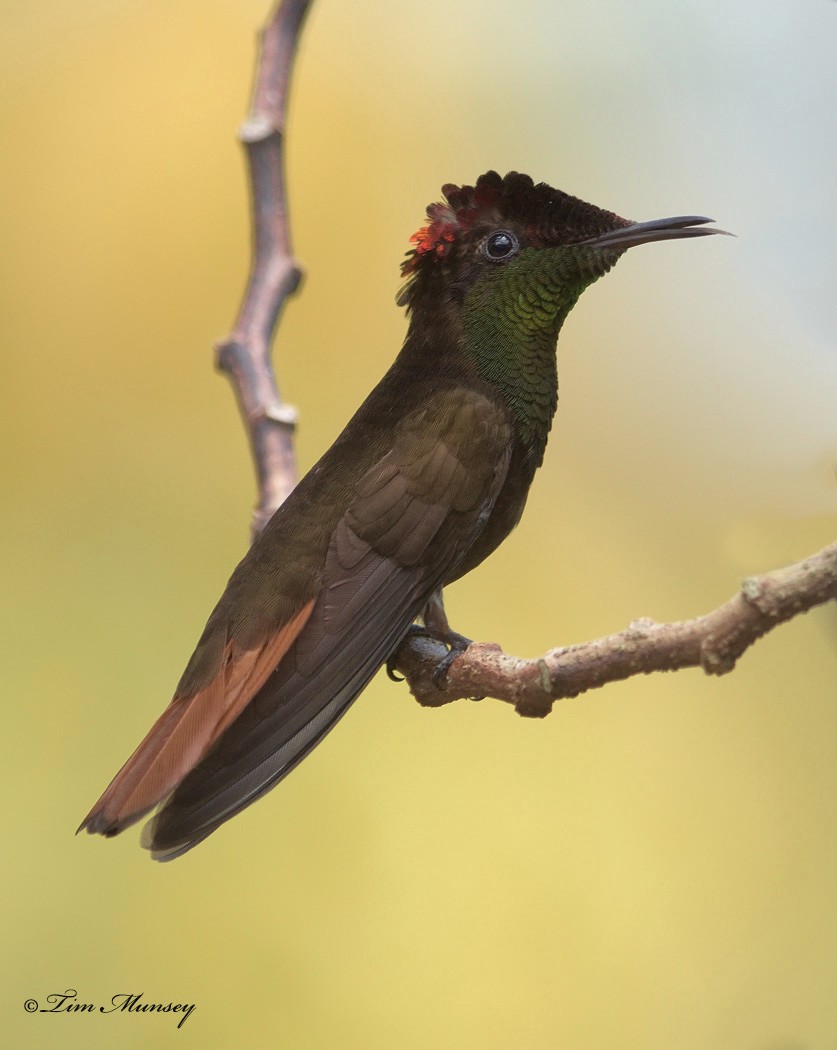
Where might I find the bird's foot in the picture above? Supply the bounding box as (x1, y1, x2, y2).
(428, 628, 472, 688)
(385, 623, 472, 688)
(386, 624, 432, 681)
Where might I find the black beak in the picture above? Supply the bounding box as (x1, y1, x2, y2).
(580, 215, 732, 251)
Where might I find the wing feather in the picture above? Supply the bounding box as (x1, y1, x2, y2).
(78, 600, 314, 835)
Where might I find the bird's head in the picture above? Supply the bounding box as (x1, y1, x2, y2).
(398, 170, 726, 337)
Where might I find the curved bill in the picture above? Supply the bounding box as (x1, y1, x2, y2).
(580, 215, 732, 250)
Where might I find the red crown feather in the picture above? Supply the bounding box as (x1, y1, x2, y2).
(402, 171, 509, 276)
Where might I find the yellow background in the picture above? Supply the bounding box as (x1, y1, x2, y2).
(2, 1, 836, 1047)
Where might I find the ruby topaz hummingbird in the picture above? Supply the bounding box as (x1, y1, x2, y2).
(80, 171, 726, 860)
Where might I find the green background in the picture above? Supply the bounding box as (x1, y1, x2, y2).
(3, 1, 836, 1047)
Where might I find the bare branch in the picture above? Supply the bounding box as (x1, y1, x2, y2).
(214, 0, 312, 539)
(392, 541, 837, 717)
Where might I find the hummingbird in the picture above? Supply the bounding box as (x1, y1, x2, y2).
(80, 171, 725, 860)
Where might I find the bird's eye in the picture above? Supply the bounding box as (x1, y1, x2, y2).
(482, 230, 520, 262)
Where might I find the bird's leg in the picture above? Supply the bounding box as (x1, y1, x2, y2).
(385, 589, 472, 687)
(422, 589, 473, 673)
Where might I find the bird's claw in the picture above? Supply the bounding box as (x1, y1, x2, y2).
(386, 624, 428, 681)
(430, 631, 472, 688)
(385, 624, 472, 688)
(385, 660, 405, 682)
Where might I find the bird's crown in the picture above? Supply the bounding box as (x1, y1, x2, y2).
(401, 170, 629, 278)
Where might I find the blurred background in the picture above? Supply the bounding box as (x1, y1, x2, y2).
(2, 0, 835, 1047)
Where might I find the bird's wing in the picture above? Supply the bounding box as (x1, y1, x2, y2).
(142, 388, 513, 859)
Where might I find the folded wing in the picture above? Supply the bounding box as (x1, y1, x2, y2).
(83, 387, 512, 860)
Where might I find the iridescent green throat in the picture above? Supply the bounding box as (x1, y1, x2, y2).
(462, 246, 609, 461)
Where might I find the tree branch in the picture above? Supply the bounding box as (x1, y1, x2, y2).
(215, 0, 312, 540)
(391, 541, 837, 717)
(218, 1, 836, 710)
